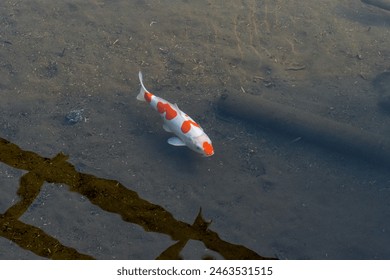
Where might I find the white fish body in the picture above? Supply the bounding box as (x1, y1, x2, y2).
(137, 72, 214, 157)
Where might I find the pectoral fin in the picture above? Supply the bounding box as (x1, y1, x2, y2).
(167, 137, 186, 146)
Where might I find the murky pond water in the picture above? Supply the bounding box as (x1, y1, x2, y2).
(0, 0, 389, 259)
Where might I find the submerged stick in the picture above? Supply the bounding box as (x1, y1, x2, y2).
(217, 94, 390, 167)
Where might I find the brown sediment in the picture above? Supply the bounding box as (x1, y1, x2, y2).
(217, 94, 390, 167)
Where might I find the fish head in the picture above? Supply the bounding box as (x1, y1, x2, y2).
(189, 134, 214, 157)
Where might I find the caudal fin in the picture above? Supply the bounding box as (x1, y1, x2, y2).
(137, 71, 149, 101)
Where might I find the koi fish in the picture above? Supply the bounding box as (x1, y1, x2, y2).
(137, 71, 214, 157)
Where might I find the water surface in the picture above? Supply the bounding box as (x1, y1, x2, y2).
(0, 0, 389, 259)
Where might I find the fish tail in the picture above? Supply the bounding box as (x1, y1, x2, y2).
(137, 71, 150, 102)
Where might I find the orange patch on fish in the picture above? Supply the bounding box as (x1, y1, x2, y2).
(157, 102, 177, 120)
(181, 120, 200, 134)
(144, 91, 153, 103)
(203, 141, 214, 156)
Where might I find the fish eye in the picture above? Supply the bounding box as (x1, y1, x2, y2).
(195, 145, 203, 151)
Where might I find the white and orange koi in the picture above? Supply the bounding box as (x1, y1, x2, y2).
(137, 71, 214, 157)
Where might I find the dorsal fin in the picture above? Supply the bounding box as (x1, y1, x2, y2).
(173, 103, 181, 112)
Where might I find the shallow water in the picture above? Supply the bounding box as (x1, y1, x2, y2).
(0, 0, 389, 259)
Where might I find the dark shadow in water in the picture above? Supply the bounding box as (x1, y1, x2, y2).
(361, 0, 390, 12)
(217, 94, 390, 169)
(373, 71, 390, 113)
(338, 1, 390, 27)
(0, 137, 275, 260)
